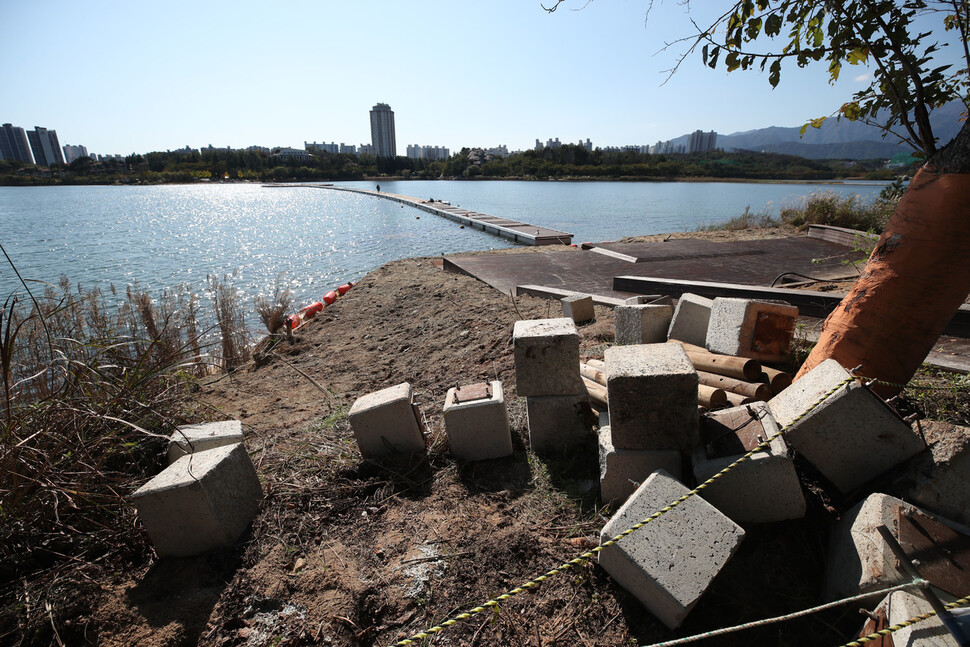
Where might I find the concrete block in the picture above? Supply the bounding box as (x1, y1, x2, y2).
(513, 318, 583, 397)
(693, 403, 806, 523)
(349, 382, 425, 459)
(667, 293, 713, 347)
(867, 589, 966, 647)
(615, 305, 674, 345)
(895, 420, 970, 527)
(443, 381, 512, 461)
(132, 443, 262, 557)
(598, 426, 681, 505)
(527, 393, 594, 455)
(768, 359, 924, 493)
(605, 344, 698, 450)
(599, 470, 745, 629)
(561, 294, 595, 324)
(705, 297, 798, 362)
(826, 493, 970, 600)
(167, 420, 244, 464)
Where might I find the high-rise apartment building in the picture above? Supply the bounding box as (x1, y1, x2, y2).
(62, 144, 89, 163)
(27, 126, 64, 166)
(0, 123, 34, 163)
(369, 103, 397, 158)
(688, 130, 718, 154)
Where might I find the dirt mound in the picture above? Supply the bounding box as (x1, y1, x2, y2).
(81, 255, 862, 646)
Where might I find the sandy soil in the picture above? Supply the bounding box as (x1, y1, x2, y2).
(27, 229, 965, 647)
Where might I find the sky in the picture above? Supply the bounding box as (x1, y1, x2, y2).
(0, 1, 917, 157)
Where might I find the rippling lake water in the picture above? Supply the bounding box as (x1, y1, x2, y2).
(0, 180, 883, 328)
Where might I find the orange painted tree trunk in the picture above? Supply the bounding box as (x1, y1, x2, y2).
(796, 119, 970, 397)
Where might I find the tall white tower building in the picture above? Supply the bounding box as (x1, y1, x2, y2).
(369, 103, 397, 158)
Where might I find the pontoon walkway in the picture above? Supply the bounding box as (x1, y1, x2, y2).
(267, 184, 573, 246)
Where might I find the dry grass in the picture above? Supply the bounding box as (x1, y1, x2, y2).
(0, 269, 259, 645)
(254, 273, 293, 334)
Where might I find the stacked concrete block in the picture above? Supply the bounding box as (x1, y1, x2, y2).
(443, 381, 512, 461)
(667, 293, 713, 347)
(692, 403, 806, 523)
(598, 427, 681, 504)
(167, 420, 244, 464)
(132, 443, 263, 557)
(561, 294, 595, 324)
(349, 382, 426, 459)
(767, 359, 924, 493)
(513, 318, 584, 396)
(605, 344, 698, 450)
(514, 318, 591, 454)
(705, 297, 798, 363)
(826, 493, 970, 600)
(866, 589, 965, 646)
(526, 393, 594, 454)
(599, 470, 745, 629)
(614, 304, 674, 345)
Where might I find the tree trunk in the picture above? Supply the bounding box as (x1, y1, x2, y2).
(795, 119, 970, 397)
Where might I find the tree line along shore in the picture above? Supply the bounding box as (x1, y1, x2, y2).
(0, 144, 910, 186)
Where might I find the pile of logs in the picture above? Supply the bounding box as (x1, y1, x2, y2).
(580, 340, 793, 411)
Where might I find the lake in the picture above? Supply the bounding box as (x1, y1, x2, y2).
(0, 180, 884, 327)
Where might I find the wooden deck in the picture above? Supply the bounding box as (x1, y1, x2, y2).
(270, 184, 573, 246)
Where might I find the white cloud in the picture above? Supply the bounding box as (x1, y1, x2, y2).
(854, 73, 871, 83)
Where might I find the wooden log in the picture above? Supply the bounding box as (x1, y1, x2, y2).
(581, 376, 609, 409)
(724, 391, 757, 407)
(580, 362, 607, 386)
(697, 370, 772, 401)
(667, 340, 762, 381)
(698, 384, 728, 409)
(761, 366, 793, 394)
(585, 358, 605, 370)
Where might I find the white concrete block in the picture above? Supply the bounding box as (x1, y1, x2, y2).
(693, 403, 806, 523)
(605, 344, 699, 450)
(598, 427, 681, 505)
(869, 589, 966, 647)
(705, 298, 798, 362)
(527, 393, 594, 455)
(768, 360, 924, 493)
(599, 470, 745, 629)
(615, 305, 674, 345)
(349, 382, 426, 459)
(132, 443, 263, 557)
(667, 293, 713, 347)
(561, 294, 595, 324)
(167, 420, 244, 464)
(826, 493, 970, 600)
(443, 381, 512, 461)
(513, 318, 583, 397)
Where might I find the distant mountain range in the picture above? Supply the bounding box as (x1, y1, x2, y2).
(681, 101, 965, 160)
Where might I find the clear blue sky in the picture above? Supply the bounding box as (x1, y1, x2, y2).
(2, 1, 887, 156)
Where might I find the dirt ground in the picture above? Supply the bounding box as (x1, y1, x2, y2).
(22, 231, 967, 647)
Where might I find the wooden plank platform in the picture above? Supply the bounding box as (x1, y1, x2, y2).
(444, 237, 865, 297)
(272, 184, 573, 246)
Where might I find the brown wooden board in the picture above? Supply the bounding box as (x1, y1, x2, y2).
(896, 507, 970, 597)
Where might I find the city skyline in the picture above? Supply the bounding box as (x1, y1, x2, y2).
(3, 2, 961, 156)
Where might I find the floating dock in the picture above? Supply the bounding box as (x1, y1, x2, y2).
(268, 184, 573, 246)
